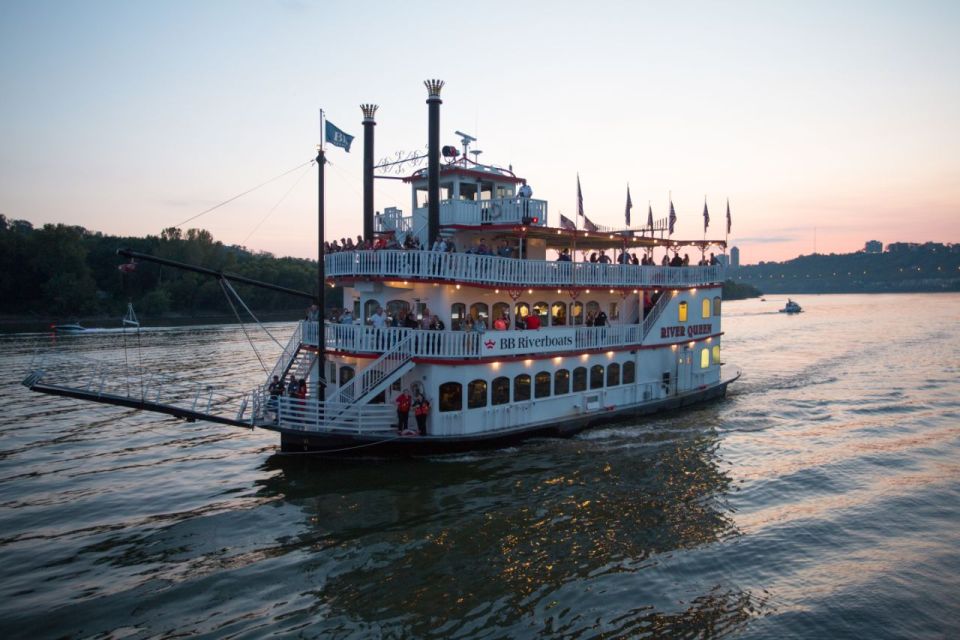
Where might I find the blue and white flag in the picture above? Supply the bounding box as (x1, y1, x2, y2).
(325, 120, 354, 152)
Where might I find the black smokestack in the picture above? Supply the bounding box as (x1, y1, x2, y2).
(424, 79, 444, 247)
(361, 104, 378, 243)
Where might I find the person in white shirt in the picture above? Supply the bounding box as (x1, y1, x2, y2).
(340, 309, 354, 324)
(518, 182, 533, 217)
(370, 306, 387, 328)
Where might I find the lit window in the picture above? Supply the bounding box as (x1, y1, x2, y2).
(450, 303, 466, 330)
(570, 301, 584, 326)
(439, 382, 462, 412)
(492, 376, 510, 405)
(469, 302, 489, 324)
(533, 301, 549, 325)
(467, 379, 487, 409)
(607, 363, 621, 386)
(678, 301, 688, 322)
(590, 365, 605, 389)
(572, 367, 587, 392)
(551, 301, 567, 326)
(555, 369, 570, 395)
(713, 296, 721, 316)
(712, 345, 721, 364)
(702, 298, 711, 319)
(514, 374, 531, 401)
(535, 372, 551, 398)
(623, 361, 635, 384)
(700, 348, 710, 369)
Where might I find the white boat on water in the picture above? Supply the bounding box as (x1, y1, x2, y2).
(24, 80, 739, 457)
(52, 322, 85, 333)
(780, 299, 802, 314)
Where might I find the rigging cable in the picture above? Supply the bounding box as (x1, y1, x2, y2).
(172, 159, 314, 229)
(240, 161, 315, 247)
(219, 278, 269, 374)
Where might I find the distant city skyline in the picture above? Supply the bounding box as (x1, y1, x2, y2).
(2, 0, 958, 264)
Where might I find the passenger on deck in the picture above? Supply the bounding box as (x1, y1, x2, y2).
(589, 252, 599, 263)
(413, 391, 430, 436)
(286, 377, 299, 397)
(585, 310, 596, 326)
(617, 250, 631, 264)
(661, 253, 670, 266)
(370, 306, 387, 328)
(557, 248, 572, 261)
(340, 309, 354, 324)
(670, 253, 683, 267)
(395, 389, 412, 433)
(493, 313, 508, 330)
(429, 315, 445, 330)
(710, 252, 718, 265)
(525, 313, 541, 330)
(497, 241, 513, 258)
(598, 251, 611, 264)
(683, 253, 690, 266)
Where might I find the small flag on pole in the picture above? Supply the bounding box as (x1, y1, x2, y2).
(559, 214, 576, 230)
(726, 198, 732, 234)
(325, 120, 354, 152)
(668, 199, 677, 235)
(625, 184, 633, 227)
(576, 174, 584, 223)
(582, 214, 598, 232)
(646, 203, 654, 231)
(703, 199, 710, 232)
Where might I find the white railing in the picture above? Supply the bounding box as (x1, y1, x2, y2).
(310, 322, 646, 359)
(433, 197, 548, 227)
(327, 333, 415, 404)
(252, 388, 395, 433)
(325, 250, 724, 289)
(27, 351, 248, 421)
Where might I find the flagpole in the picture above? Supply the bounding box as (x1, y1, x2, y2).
(316, 141, 326, 402)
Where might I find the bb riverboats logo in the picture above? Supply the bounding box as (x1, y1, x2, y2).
(484, 339, 495, 349)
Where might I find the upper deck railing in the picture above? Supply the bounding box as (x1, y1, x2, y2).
(436, 197, 548, 227)
(326, 250, 724, 289)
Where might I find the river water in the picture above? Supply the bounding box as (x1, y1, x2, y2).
(1, 293, 958, 639)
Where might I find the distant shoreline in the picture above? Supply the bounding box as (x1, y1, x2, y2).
(0, 310, 305, 334)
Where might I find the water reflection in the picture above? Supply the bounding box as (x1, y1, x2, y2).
(252, 426, 770, 637)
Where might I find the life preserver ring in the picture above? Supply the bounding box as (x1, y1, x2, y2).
(489, 204, 502, 220)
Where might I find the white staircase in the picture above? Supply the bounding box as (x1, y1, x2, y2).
(642, 290, 675, 339)
(328, 334, 415, 405)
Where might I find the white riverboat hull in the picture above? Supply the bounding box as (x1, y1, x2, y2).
(269, 373, 739, 457)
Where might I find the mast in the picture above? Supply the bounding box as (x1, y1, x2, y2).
(425, 79, 444, 247)
(317, 144, 326, 401)
(361, 104, 378, 242)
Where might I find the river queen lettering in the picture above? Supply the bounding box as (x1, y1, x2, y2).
(660, 324, 713, 339)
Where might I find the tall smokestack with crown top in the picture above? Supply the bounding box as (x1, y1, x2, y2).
(425, 79, 444, 247)
(361, 104, 378, 243)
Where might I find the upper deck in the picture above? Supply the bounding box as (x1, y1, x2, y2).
(326, 250, 724, 289)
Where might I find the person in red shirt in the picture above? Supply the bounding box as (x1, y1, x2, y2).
(413, 391, 430, 436)
(395, 389, 412, 433)
(525, 313, 541, 330)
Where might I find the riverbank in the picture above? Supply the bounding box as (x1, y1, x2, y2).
(0, 310, 305, 334)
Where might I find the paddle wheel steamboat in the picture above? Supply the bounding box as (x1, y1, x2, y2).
(24, 79, 738, 456)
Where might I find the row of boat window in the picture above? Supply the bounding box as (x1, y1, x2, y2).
(331, 344, 720, 392)
(361, 297, 721, 328)
(436, 363, 638, 412)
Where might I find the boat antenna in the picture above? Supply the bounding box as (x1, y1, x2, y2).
(455, 130, 476, 159)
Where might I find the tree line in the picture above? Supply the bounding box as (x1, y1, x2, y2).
(0, 216, 338, 319)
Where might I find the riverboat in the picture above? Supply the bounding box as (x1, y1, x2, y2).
(23, 80, 738, 456)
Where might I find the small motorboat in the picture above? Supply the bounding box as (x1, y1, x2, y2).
(52, 322, 85, 333)
(779, 299, 802, 314)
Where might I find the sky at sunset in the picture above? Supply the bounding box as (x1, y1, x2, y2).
(1, 0, 958, 264)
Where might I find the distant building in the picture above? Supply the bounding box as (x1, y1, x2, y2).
(864, 240, 882, 253)
(715, 254, 729, 267)
(730, 246, 740, 268)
